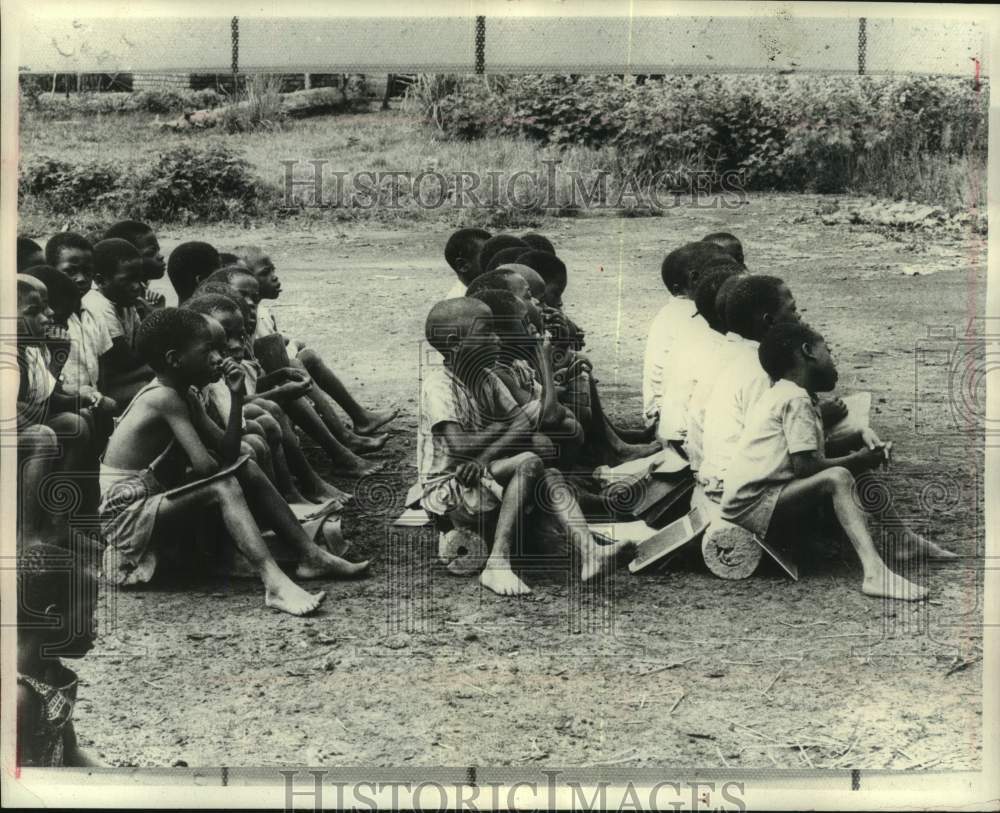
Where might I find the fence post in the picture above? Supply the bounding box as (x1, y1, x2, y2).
(231, 16, 240, 92)
(475, 15, 486, 74)
(858, 18, 867, 75)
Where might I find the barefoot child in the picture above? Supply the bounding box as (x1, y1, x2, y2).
(721, 321, 944, 601)
(99, 308, 368, 615)
(83, 239, 155, 407)
(418, 298, 627, 596)
(17, 543, 105, 766)
(444, 227, 492, 298)
(235, 245, 398, 439)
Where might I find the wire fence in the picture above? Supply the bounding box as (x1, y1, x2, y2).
(17, 14, 989, 89)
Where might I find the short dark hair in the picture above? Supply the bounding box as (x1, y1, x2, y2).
(104, 220, 154, 246)
(702, 232, 744, 265)
(714, 275, 743, 333)
(93, 238, 141, 282)
(485, 246, 529, 273)
(469, 287, 523, 319)
(660, 242, 729, 296)
(724, 275, 787, 339)
(218, 252, 240, 266)
(689, 256, 743, 297)
(758, 320, 824, 381)
(200, 266, 255, 287)
(693, 267, 741, 333)
(17, 237, 44, 272)
(517, 251, 567, 288)
(44, 232, 92, 267)
(135, 307, 211, 373)
(465, 269, 521, 298)
(17, 543, 83, 624)
(184, 292, 242, 319)
(520, 233, 555, 254)
(24, 265, 81, 315)
(444, 228, 491, 272)
(167, 242, 220, 301)
(478, 235, 528, 275)
(190, 282, 253, 327)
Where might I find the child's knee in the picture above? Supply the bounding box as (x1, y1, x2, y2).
(19, 424, 58, 453)
(241, 437, 268, 462)
(531, 433, 557, 460)
(515, 451, 546, 479)
(297, 347, 319, 367)
(257, 413, 281, 440)
(824, 466, 855, 492)
(48, 412, 90, 441)
(255, 397, 282, 419)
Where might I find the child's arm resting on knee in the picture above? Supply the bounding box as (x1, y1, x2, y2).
(160, 389, 223, 476)
(791, 444, 887, 479)
(439, 409, 535, 472)
(219, 359, 247, 465)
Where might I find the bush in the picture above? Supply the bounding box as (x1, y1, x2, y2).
(431, 74, 988, 199)
(135, 144, 264, 221)
(29, 88, 225, 117)
(19, 157, 124, 214)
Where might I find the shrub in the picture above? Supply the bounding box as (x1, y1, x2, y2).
(18, 157, 124, 214)
(135, 144, 264, 221)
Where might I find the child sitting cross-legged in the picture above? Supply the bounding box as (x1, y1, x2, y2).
(235, 245, 397, 440)
(17, 543, 106, 767)
(419, 298, 628, 597)
(721, 321, 954, 602)
(99, 307, 369, 616)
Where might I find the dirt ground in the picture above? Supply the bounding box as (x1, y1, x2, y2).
(73, 195, 985, 769)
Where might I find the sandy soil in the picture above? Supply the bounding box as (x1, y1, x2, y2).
(73, 195, 985, 769)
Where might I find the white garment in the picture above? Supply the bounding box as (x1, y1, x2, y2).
(656, 310, 712, 442)
(59, 311, 112, 397)
(700, 335, 771, 488)
(682, 328, 737, 471)
(445, 279, 467, 299)
(21, 346, 55, 404)
(641, 296, 697, 423)
(253, 301, 279, 340)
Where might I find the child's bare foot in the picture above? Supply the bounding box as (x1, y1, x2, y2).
(331, 452, 384, 478)
(480, 564, 532, 596)
(610, 440, 662, 465)
(347, 432, 389, 453)
(353, 407, 399, 436)
(264, 582, 326, 616)
(302, 480, 353, 504)
(295, 549, 370, 580)
(284, 489, 309, 504)
(581, 535, 632, 582)
(861, 568, 928, 601)
(891, 532, 960, 563)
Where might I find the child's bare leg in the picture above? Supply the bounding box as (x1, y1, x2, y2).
(295, 349, 398, 435)
(306, 383, 388, 454)
(541, 468, 631, 580)
(853, 472, 959, 562)
(477, 452, 543, 596)
(234, 460, 369, 579)
(46, 413, 97, 536)
(155, 475, 325, 616)
(244, 405, 304, 503)
(772, 468, 927, 601)
(242, 425, 277, 484)
(17, 426, 59, 548)
(283, 397, 382, 477)
(585, 379, 660, 465)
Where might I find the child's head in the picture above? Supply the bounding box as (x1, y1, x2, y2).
(713, 275, 745, 334)
(185, 293, 247, 362)
(520, 233, 555, 255)
(218, 252, 248, 269)
(234, 246, 280, 300)
(135, 307, 224, 386)
(104, 220, 164, 279)
(16, 275, 52, 344)
(17, 237, 45, 273)
(485, 246, 531, 273)
(17, 542, 98, 659)
(167, 241, 221, 303)
(660, 242, 730, 298)
(93, 239, 145, 306)
(498, 263, 546, 303)
(724, 275, 798, 342)
(694, 267, 741, 334)
(758, 320, 837, 391)
(478, 235, 529, 278)
(702, 232, 744, 265)
(444, 228, 492, 285)
(24, 266, 81, 324)
(470, 287, 537, 342)
(517, 251, 567, 308)
(45, 232, 94, 298)
(425, 297, 499, 374)
(465, 268, 533, 306)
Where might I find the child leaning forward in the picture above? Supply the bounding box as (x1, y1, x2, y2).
(721, 321, 956, 602)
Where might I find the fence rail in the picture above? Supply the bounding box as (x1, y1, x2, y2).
(16, 15, 989, 78)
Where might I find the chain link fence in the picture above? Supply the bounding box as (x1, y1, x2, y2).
(17, 14, 989, 89)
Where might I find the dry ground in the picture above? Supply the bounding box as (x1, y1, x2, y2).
(70, 196, 985, 769)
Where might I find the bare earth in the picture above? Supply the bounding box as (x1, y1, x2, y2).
(75, 196, 985, 769)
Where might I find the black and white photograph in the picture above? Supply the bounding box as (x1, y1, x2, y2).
(2, 2, 996, 809)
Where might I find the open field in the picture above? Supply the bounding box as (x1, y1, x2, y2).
(62, 197, 986, 769)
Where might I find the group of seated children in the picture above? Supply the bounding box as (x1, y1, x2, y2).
(15, 224, 394, 622)
(642, 232, 957, 601)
